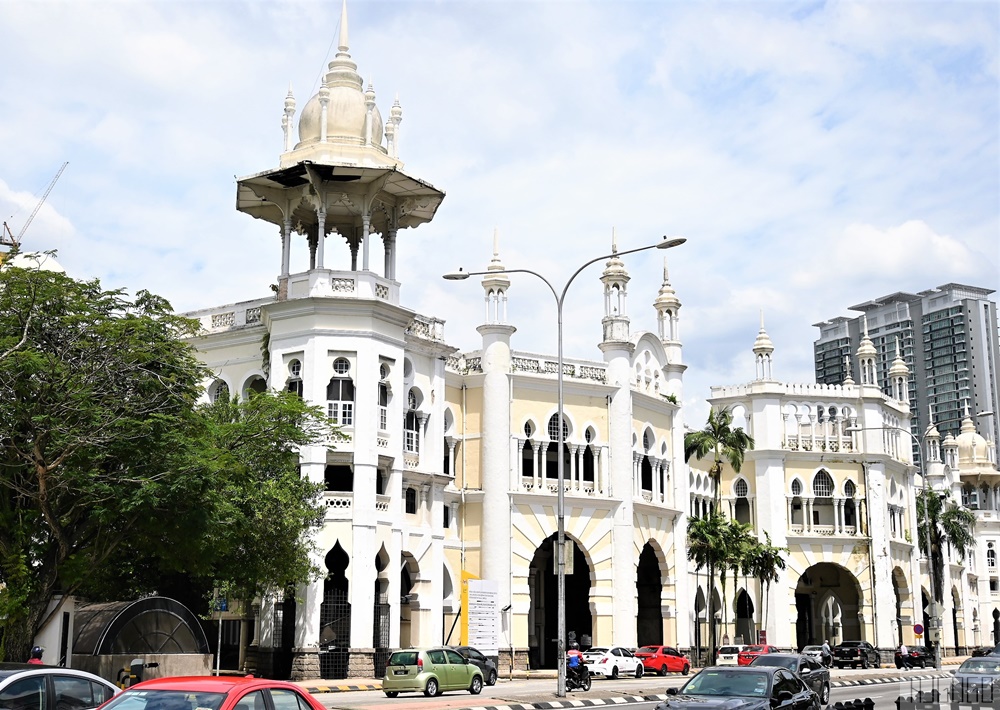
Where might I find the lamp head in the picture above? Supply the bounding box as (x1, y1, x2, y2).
(656, 237, 687, 250)
(442, 269, 471, 281)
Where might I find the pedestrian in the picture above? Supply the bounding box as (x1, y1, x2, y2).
(821, 639, 832, 667)
(898, 643, 910, 669)
(27, 646, 44, 665)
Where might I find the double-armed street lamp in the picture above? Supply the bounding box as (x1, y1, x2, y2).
(444, 235, 687, 696)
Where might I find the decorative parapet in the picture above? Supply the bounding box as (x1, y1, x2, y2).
(405, 315, 446, 342)
(186, 299, 273, 335)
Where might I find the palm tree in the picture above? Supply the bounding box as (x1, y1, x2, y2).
(917, 488, 976, 606)
(687, 513, 728, 663)
(685, 407, 755, 512)
(719, 518, 753, 642)
(741, 532, 787, 636)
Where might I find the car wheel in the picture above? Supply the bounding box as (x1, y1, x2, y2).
(610, 665, 619, 679)
(487, 669, 497, 686)
(659, 664, 669, 676)
(384, 692, 398, 698)
(919, 660, 926, 669)
(635, 664, 644, 678)
(820, 682, 830, 705)
(470, 675, 483, 695)
(424, 678, 439, 697)
(682, 664, 690, 676)
(861, 657, 869, 670)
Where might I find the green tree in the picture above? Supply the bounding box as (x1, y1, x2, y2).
(684, 408, 754, 512)
(687, 512, 728, 661)
(740, 532, 787, 635)
(719, 518, 753, 640)
(917, 488, 976, 606)
(0, 260, 333, 660)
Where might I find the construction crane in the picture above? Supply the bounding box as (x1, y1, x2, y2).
(2, 161, 69, 249)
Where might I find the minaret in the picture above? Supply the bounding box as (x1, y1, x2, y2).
(598, 230, 637, 648)
(477, 229, 515, 618)
(888, 337, 909, 403)
(857, 316, 878, 387)
(653, 256, 685, 399)
(752, 311, 775, 381)
(925, 405, 941, 464)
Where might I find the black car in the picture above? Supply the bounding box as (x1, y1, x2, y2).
(832, 641, 880, 669)
(656, 665, 820, 710)
(750, 653, 831, 705)
(450, 646, 498, 686)
(972, 645, 1000, 658)
(894, 648, 931, 668)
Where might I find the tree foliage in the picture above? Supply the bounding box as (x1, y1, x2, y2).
(684, 407, 755, 511)
(916, 487, 976, 605)
(0, 259, 332, 661)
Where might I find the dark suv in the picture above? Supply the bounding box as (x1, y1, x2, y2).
(832, 641, 880, 669)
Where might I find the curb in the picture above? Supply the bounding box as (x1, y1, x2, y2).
(462, 695, 671, 710)
(302, 683, 381, 693)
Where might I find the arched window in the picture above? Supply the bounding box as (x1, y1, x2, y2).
(733, 478, 751, 524)
(286, 359, 303, 397)
(209, 379, 229, 403)
(327, 362, 355, 426)
(547, 414, 569, 441)
(405, 488, 417, 514)
(791, 479, 802, 496)
(988, 543, 997, 571)
(643, 429, 654, 452)
(404, 391, 420, 453)
(813, 470, 834, 497)
(844, 480, 856, 498)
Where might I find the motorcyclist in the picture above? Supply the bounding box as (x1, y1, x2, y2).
(567, 642, 585, 685)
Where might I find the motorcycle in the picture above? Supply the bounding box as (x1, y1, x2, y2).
(566, 665, 592, 691)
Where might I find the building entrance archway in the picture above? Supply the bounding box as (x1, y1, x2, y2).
(527, 534, 592, 669)
(637, 543, 663, 647)
(794, 562, 862, 649)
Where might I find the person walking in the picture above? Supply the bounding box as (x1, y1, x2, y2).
(27, 647, 44, 665)
(898, 643, 910, 669)
(821, 639, 832, 667)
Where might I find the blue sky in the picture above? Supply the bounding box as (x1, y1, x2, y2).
(1, 0, 997, 425)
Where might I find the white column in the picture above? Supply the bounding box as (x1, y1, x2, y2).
(362, 214, 371, 271)
(316, 206, 326, 269)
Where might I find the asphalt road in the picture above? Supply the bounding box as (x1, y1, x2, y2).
(310, 668, 958, 710)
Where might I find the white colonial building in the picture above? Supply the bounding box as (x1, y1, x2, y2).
(185, 2, 691, 679)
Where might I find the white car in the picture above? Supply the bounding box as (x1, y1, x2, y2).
(0, 664, 120, 710)
(583, 646, 644, 678)
(715, 644, 748, 666)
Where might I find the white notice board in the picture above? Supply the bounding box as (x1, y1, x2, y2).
(466, 578, 499, 655)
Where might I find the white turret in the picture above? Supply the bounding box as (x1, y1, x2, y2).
(925, 405, 941, 463)
(752, 311, 775, 381)
(600, 229, 631, 346)
(888, 337, 909, 403)
(282, 86, 297, 152)
(857, 315, 878, 387)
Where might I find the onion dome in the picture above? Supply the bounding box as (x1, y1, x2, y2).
(296, 1, 384, 150)
(955, 402, 991, 469)
(752, 311, 774, 356)
(601, 228, 629, 280)
(857, 316, 877, 358)
(653, 257, 680, 310)
(888, 338, 909, 379)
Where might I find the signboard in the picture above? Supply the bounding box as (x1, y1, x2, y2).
(759, 630, 767, 645)
(924, 602, 944, 618)
(913, 623, 924, 636)
(461, 572, 499, 656)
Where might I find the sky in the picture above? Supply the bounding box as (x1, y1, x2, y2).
(1, 0, 997, 426)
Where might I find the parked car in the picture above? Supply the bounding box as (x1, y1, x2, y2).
(634, 646, 691, 676)
(449, 646, 498, 686)
(0, 664, 119, 710)
(655, 665, 820, 710)
(583, 646, 644, 679)
(381, 647, 484, 697)
(950, 657, 1000, 703)
(801, 646, 831, 668)
(894, 647, 931, 669)
(716, 645, 749, 666)
(738, 645, 780, 666)
(972, 644, 1000, 657)
(95, 675, 321, 710)
(832, 641, 880, 669)
(750, 653, 831, 705)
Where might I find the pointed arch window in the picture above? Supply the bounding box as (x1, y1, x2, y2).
(405, 487, 417, 515)
(812, 470, 834, 497)
(545, 414, 570, 480)
(988, 542, 997, 571)
(404, 391, 420, 453)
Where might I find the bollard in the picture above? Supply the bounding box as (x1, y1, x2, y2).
(863, 698, 874, 710)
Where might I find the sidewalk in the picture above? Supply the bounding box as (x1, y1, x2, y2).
(292, 657, 970, 695)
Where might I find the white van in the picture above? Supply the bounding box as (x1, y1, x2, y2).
(715, 644, 748, 666)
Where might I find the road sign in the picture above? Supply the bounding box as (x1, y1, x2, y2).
(924, 602, 944, 618)
(914, 623, 924, 635)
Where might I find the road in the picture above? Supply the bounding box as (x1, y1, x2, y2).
(310, 668, 958, 710)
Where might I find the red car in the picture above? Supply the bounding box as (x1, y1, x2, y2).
(737, 644, 780, 666)
(634, 645, 691, 675)
(97, 675, 328, 710)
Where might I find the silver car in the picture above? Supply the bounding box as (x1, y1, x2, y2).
(0, 664, 119, 710)
(951, 657, 1000, 704)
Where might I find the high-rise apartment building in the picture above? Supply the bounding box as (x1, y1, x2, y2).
(813, 284, 999, 463)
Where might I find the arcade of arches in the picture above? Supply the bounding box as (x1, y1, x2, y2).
(795, 563, 863, 649)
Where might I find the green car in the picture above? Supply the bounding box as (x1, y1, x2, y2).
(382, 647, 484, 697)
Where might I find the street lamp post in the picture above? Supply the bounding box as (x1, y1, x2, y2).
(847, 424, 941, 669)
(444, 235, 686, 696)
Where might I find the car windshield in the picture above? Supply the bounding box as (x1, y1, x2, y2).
(744, 646, 765, 653)
(681, 669, 769, 697)
(750, 656, 796, 671)
(637, 647, 660, 653)
(839, 642, 863, 648)
(587, 648, 608, 655)
(718, 647, 741, 654)
(802, 646, 821, 652)
(959, 660, 1000, 675)
(101, 690, 226, 710)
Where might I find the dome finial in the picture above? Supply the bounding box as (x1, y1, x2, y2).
(338, 0, 350, 54)
(842, 355, 854, 385)
(492, 226, 499, 259)
(611, 227, 618, 254)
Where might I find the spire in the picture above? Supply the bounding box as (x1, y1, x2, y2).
(842, 355, 855, 385)
(888, 336, 909, 402)
(481, 228, 510, 324)
(961, 400, 976, 435)
(338, 0, 349, 54)
(600, 227, 630, 344)
(925, 403, 940, 439)
(653, 256, 681, 343)
(856, 315, 878, 386)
